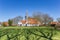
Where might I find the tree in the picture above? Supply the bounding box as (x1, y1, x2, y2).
(11, 16, 23, 25)
(42, 14, 53, 25)
(32, 12, 53, 25)
(8, 19, 12, 26)
(32, 12, 44, 23)
(55, 18, 60, 28)
(57, 18, 60, 23)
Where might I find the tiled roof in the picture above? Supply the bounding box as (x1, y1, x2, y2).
(20, 18, 41, 24)
(28, 18, 39, 24)
(21, 20, 26, 24)
(50, 22, 58, 24)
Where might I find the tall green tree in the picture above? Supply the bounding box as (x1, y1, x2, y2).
(8, 19, 12, 26)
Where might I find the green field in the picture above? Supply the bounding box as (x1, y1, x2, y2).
(0, 27, 60, 40)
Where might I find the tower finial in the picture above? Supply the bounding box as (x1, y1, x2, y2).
(26, 10, 28, 16)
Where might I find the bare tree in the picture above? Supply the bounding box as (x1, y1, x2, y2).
(57, 18, 60, 23)
(11, 16, 23, 25)
(32, 12, 53, 25)
(32, 12, 44, 23)
(42, 14, 53, 25)
(55, 18, 60, 28)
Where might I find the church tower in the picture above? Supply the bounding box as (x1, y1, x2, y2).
(25, 10, 28, 26)
(25, 10, 28, 21)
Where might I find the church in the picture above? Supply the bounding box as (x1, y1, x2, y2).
(18, 11, 41, 26)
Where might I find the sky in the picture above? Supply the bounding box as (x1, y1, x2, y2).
(0, 0, 60, 22)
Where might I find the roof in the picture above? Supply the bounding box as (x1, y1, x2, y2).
(20, 17, 41, 24)
(21, 20, 26, 24)
(50, 22, 58, 24)
(28, 18, 39, 24)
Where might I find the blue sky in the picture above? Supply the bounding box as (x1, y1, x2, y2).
(0, 0, 60, 22)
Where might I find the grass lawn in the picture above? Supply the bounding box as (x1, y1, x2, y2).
(0, 26, 60, 40)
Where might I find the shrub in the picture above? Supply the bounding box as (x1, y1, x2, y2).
(2, 22, 8, 27)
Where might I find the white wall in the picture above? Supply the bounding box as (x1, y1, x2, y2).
(18, 22, 39, 26)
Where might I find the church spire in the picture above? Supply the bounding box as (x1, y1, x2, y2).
(25, 10, 28, 20)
